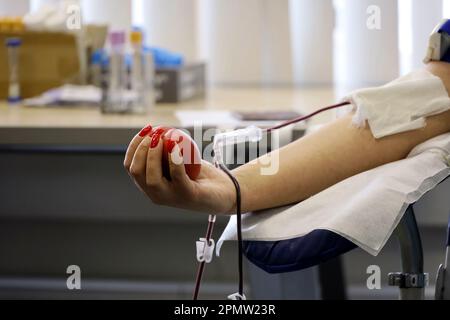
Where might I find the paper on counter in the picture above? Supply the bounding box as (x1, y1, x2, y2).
(175, 110, 240, 127)
(24, 84, 102, 107)
(175, 110, 287, 128)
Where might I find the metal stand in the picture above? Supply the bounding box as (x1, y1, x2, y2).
(388, 206, 428, 300)
(435, 214, 450, 300)
(318, 257, 348, 300)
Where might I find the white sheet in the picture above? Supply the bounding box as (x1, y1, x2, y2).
(344, 70, 450, 139)
(217, 133, 450, 257)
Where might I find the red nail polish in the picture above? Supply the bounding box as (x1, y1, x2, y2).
(150, 132, 163, 148)
(167, 140, 177, 153)
(152, 128, 166, 136)
(138, 124, 152, 137)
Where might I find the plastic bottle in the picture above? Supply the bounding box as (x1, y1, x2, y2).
(90, 49, 105, 87)
(130, 28, 155, 113)
(6, 38, 22, 104)
(143, 47, 156, 110)
(100, 52, 110, 110)
(129, 29, 146, 113)
(102, 31, 127, 114)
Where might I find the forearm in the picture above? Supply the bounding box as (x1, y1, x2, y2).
(125, 62, 450, 216)
(233, 110, 450, 213)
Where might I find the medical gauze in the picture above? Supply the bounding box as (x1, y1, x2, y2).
(343, 70, 450, 139)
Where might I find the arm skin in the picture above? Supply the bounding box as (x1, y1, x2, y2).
(234, 61, 450, 212)
(124, 62, 450, 215)
(235, 104, 450, 212)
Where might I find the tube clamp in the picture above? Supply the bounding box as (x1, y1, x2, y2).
(196, 238, 215, 263)
(228, 292, 247, 300)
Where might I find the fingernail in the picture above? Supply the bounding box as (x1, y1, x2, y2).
(152, 128, 166, 136)
(150, 132, 162, 148)
(167, 140, 177, 153)
(138, 124, 152, 137)
(149, 128, 166, 148)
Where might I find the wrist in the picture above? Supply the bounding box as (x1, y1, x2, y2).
(224, 170, 248, 215)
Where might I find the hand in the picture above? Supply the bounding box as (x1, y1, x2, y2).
(124, 126, 237, 214)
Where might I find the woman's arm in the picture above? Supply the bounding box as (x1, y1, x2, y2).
(124, 62, 450, 215)
(234, 109, 450, 213)
(234, 61, 450, 212)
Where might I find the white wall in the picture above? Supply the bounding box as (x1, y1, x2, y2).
(81, 0, 132, 31)
(136, 0, 197, 62)
(289, 0, 334, 85)
(201, 0, 264, 85)
(260, 0, 293, 85)
(410, 0, 443, 71)
(0, 0, 30, 15)
(30, 0, 60, 12)
(200, 0, 292, 86)
(4, 0, 443, 88)
(445, 1, 450, 18)
(334, 0, 399, 95)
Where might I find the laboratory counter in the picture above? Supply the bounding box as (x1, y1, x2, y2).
(0, 87, 336, 146)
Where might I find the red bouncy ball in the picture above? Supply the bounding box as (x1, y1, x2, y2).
(149, 126, 202, 181)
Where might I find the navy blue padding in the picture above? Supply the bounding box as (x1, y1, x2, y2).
(439, 19, 450, 34)
(442, 48, 450, 63)
(243, 230, 357, 274)
(440, 20, 450, 62)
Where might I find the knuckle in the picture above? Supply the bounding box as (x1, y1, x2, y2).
(169, 173, 182, 185)
(168, 164, 178, 176)
(171, 167, 187, 184)
(138, 142, 148, 151)
(169, 160, 181, 173)
(146, 152, 156, 164)
(123, 160, 130, 171)
(145, 178, 160, 189)
(171, 174, 184, 185)
(129, 165, 140, 177)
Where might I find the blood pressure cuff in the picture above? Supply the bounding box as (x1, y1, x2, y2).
(243, 230, 356, 274)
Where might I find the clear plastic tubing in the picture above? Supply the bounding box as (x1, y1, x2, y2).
(213, 126, 263, 164)
(6, 37, 22, 104)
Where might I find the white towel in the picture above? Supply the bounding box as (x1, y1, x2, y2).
(217, 133, 450, 257)
(344, 70, 450, 139)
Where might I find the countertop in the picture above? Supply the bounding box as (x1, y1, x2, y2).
(0, 87, 337, 145)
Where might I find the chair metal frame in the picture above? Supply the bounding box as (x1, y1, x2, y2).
(388, 206, 428, 300)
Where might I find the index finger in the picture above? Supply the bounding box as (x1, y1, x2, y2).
(124, 124, 152, 171)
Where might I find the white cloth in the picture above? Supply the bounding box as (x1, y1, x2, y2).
(217, 133, 450, 257)
(344, 70, 450, 139)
